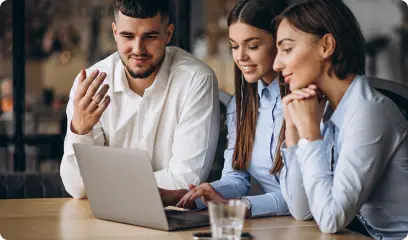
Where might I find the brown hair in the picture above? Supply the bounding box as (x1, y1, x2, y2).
(228, 0, 288, 174)
(275, 0, 366, 79)
(269, 74, 290, 174)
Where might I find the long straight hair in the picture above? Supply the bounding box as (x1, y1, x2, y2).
(228, 0, 288, 174)
(270, 73, 290, 174)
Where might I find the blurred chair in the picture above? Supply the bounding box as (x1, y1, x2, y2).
(206, 90, 230, 183)
(0, 172, 70, 199)
(219, 89, 231, 107)
(368, 77, 408, 120)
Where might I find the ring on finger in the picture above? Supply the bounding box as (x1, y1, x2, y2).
(92, 98, 100, 105)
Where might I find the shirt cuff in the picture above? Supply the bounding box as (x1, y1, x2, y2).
(209, 181, 241, 199)
(243, 195, 279, 218)
(193, 180, 240, 211)
(281, 141, 298, 171)
(68, 123, 95, 144)
(194, 197, 207, 210)
(295, 139, 329, 173)
(244, 196, 263, 217)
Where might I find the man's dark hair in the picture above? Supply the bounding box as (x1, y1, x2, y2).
(114, 0, 170, 20)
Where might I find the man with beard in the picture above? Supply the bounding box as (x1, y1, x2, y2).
(60, 0, 220, 204)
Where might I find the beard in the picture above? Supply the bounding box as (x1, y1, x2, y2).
(120, 52, 165, 79)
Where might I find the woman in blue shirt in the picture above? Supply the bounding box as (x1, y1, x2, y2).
(273, 0, 408, 239)
(170, 0, 290, 218)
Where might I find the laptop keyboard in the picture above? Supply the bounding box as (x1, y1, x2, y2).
(166, 210, 210, 231)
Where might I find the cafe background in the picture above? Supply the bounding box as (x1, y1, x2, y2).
(0, 0, 407, 198)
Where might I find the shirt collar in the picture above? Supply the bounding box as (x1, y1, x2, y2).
(113, 49, 172, 94)
(112, 60, 125, 93)
(257, 78, 280, 99)
(326, 75, 363, 128)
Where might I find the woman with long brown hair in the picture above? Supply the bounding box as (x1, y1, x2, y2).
(274, 0, 408, 238)
(174, 0, 290, 218)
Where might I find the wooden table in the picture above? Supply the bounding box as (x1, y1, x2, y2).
(0, 198, 371, 240)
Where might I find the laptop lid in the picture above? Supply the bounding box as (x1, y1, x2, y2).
(73, 143, 169, 230)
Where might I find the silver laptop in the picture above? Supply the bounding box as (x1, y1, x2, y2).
(73, 143, 210, 231)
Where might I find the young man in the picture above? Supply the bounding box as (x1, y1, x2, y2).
(60, 0, 220, 202)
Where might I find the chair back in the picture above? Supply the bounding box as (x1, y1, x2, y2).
(368, 77, 408, 120)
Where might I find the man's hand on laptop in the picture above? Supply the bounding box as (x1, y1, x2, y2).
(159, 188, 196, 208)
(71, 69, 110, 135)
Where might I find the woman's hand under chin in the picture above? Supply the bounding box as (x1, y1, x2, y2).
(284, 84, 325, 141)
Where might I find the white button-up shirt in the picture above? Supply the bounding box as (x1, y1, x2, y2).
(60, 47, 220, 199)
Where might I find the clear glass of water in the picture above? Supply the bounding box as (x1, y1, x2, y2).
(208, 200, 247, 240)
